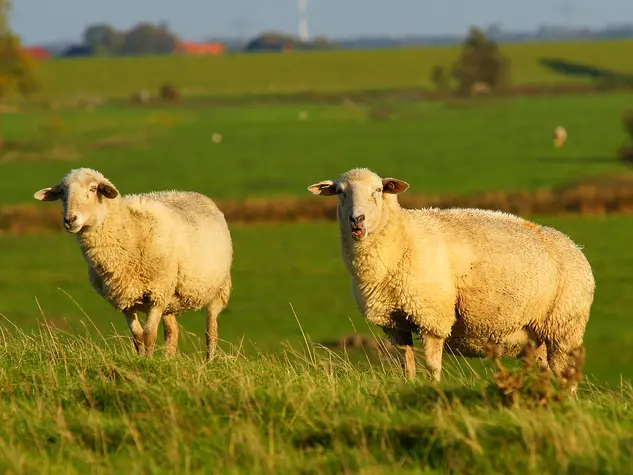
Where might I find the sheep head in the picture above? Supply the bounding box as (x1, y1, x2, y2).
(33, 168, 119, 234)
(307, 168, 408, 241)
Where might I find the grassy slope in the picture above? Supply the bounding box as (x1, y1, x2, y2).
(2, 215, 633, 387)
(32, 38, 633, 100)
(0, 332, 631, 475)
(1, 92, 631, 205)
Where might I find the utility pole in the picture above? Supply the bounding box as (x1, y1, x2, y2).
(561, 0, 574, 27)
(298, 0, 309, 42)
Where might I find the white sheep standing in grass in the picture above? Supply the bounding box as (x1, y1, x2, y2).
(33, 168, 232, 360)
(554, 126, 567, 148)
(308, 168, 595, 394)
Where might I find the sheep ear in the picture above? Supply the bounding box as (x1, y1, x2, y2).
(98, 181, 119, 199)
(382, 178, 409, 194)
(307, 180, 338, 196)
(33, 184, 63, 201)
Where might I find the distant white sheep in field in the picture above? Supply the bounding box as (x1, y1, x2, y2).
(554, 126, 567, 148)
(33, 168, 233, 360)
(308, 167, 595, 394)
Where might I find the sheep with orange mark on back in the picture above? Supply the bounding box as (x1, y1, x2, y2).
(307, 167, 595, 395)
(33, 168, 233, 360)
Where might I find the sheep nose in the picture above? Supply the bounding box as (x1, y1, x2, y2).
(349, 214, 365, 226)
(64, 215, 77, 226)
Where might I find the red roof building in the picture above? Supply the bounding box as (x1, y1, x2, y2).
(22, 46, 52, 60)
(175, 42, 224, 56)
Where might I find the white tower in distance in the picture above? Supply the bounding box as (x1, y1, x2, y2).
(560, 0, 575, 27)
(298, 0, 309, 42)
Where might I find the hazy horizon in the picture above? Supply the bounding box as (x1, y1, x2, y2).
(13, 0, 633, 45)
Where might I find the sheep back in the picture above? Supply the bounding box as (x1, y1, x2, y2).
(80, 190, 232, 315)
(346, 206, 594, 354)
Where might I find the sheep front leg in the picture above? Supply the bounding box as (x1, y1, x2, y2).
(143, 306, 164, 357)
(421, 333, 445, 383)
(403, 345, 415, 380)
(382, 328, 416, 380)
(124, 311, 144, 355)
(162, 314, 179, 357)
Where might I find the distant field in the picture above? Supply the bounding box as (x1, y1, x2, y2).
(31, 38, 633, 100)
(1, 92, 631, 206)
(2, 216, 633, 387)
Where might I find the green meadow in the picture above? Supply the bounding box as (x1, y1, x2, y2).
(0, 92, 631, 206)
(30, 38, 633, 100)
(1, 215, 633, 387)
(3, 43, 633, 472)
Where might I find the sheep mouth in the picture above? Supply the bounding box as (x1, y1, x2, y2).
(351, 227, 366, 239)
(63, 223, 83, 234)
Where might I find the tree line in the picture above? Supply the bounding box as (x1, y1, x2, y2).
(73, 22, 181, 56)
(63, 23, 339, 57)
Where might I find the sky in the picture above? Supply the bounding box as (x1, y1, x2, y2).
(12, 0, 633, 45)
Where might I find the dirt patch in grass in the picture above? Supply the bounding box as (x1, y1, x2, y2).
(4, 173, 633, 235)
(115, 82, 631, 110)
(0, 205, 63, 235)
(0, 147, 81, 165)
(0, 134, 146, 165)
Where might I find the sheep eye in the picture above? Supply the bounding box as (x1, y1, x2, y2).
(375, 187, 382, 193)
(89, 186, 97, 193)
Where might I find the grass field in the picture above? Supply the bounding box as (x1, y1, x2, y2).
(1, 331, 632, 474)
(2, 91, 632, 389)
(30, 38, 633, 100)
(2, 215, 633, 388)
(1, 92, 631, 206)
(3, 79, 633, 472)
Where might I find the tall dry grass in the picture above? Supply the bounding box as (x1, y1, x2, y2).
(0, 308, 630, 474)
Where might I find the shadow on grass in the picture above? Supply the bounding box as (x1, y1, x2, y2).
(539, 58, 633, 84)
(292, 393, 527, 472)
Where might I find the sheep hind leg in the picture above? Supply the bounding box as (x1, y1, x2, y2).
(547, 339, 585, 397)
(382, 328, 416, 380)
(538, 310, 588, 396)
(124, 311, 144, 355)
(205, 301, 222, 361)
(205, 277, 231, 362)
(533, 342, 549, 371)
(162, 313, 179, 358)
(518, 339, 550, 371)
(142, 306, 164, 357)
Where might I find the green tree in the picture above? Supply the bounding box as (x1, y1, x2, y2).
(430, 65, 450, 93)
(0, 0, 38, 147)
(119, 22, 180, 56)
(82, 23, 123, 55)
(452, 27, 510, 96)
